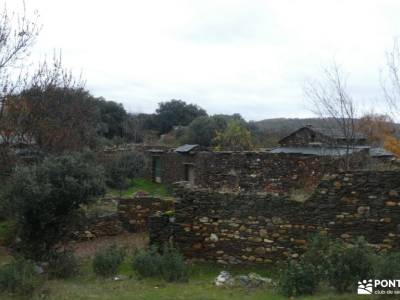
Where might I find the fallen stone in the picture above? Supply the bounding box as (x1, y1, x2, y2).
(215, 271, 235, 287)
(215, 271, 272, 289)
(113, 274, 128, 281)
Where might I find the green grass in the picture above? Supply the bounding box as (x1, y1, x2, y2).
(0, 258, 377, 300)
(107, 178, 172, 198)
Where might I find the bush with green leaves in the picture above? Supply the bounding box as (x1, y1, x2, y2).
(372, 252, 400, 280)
(6, 152, 105, 260)
(132, 246, 162, 278)
(278, 260, 318, 297)
(132, 244, 187, 282)
(279, 235, 379, 296)
(48, 249, 79, 279)
(301, 234, 332, 278)
(0, 259, 40, 296)
(324, 237, 374, 293)
(93, 245, 125, 277)
(105, 151, 145, 190)
(160, 245, 187, 282)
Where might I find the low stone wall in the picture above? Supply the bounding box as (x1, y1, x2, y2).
(150, 171, 400, 264)
(118, 195, 175, 232)
(71, 213, 125, 241)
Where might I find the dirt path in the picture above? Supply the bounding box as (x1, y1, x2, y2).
(72, 232, 149, 258)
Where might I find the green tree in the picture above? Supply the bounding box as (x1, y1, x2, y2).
(104, 151, 145, 191)
(154, 99, 207, 134)
(182, 116, 226, 146)
(6, 152, 105, 259)
(213, 120, 253, 151)
(182, 114, 250, 147)
(94, 98, 128, 139)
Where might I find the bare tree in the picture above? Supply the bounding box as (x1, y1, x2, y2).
(0, 2, 40, 121)
(381, 38, 400, 119)
(3, 53, 97, 154)
(304, 63, 359, 170)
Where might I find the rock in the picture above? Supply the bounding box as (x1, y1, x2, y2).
(293, 239, 306, 245)
(199, 217, 209, 223)
(272, 217, 283, 224)
(85, 231, 95, 239)
(235, 273, 272, 289)
(254, 247, 266, 255)
(113, 274, 128, 281)
(239, 225, 247, 232)
(357, 206, 370, 215)
(215, 271, 235, 287)
(34, 264, 44, 275)
(210, 233, 219, 242)
(215, 271, 272, 289)
(259, 229, 268, 237)
(334, 181, 342, 188)
(380, 218, 392, 223)
(192, 243, 203, 250)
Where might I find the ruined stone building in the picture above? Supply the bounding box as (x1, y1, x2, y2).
(116, 125, 400, 265)
(144, 125, 394, 193)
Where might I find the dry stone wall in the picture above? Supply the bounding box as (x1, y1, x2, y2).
(149, 171, 400, 264)
(118, 195, 175, 232)
(145, 151, 338, 195)
(70, 213, 125, 241)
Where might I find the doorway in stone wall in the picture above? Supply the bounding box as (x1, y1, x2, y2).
(152, 156, 161, 183)
(184, 163, 195, 185)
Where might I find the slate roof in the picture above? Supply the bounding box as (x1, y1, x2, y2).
(308, 126, 366, 140)
(270, 146, 366, 156)
(279, 125, 366, 144)
(271, 146, 395, 158)
(369, 147, 395, 158)
(174, 144, 199, 153)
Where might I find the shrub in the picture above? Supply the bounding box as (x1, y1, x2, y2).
(5, 152, 105, 259)
(93, 245, 125, 277)
(105, 151, 145, 190)
(0, 259, 39, 296)
(373, 252, 400, 279)
(325, 237, 374, 293)
(278, 260, 318, 297)
(48, 249, 79, 279)
(160, 244, 187, 282)
(302, 234, 331, 277)
(132, 244, 187, 282)
(132, 246, 162, 278)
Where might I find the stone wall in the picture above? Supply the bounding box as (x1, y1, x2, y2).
(144, 151, 197, 185)
(279, 127, 332, 147)
(71, 213, 125, 241)
(145, 151, 338, 195)
(149, 171, 400, 264)
(118, 195, 175, 232)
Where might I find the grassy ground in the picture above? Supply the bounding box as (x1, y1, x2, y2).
(83, 178, 172, 216)
(0, 258, 374, 300)
(107, 178, 171, 198)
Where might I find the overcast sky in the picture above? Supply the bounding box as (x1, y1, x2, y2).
(6, 0, 400, 120)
